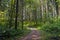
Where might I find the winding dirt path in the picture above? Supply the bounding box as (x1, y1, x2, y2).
(18, 28, 41, 40)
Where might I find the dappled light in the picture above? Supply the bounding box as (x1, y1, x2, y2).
(0, 0, 60, 40)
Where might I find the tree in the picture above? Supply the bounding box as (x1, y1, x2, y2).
(15, 0, 18, 30)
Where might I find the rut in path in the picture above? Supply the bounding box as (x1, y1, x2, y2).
(18, 28, 41, 40)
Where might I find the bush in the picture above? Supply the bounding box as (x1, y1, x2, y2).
(41, 18, 60, 40)
(0, 28, 24, 40)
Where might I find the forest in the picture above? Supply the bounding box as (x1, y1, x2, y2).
(0, 0, 60, 40)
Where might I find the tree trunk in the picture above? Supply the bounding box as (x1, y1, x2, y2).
(15, 0, 18, 30)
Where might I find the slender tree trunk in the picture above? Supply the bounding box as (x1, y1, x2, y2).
(15, 0, 18, 30)
(9, 0, 14, 28)
(40, 0, 44, 22)
(33, 7, 37, 26)
(20, 0, 24, 30)
(45, 0, 48, 22)
(55, 0, 59, 18)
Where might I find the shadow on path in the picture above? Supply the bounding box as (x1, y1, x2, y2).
(17, 28, 41, 40)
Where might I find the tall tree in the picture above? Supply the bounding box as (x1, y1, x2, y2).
(15, 0, 18, 30)
(20, 0, 24, 30)
(55, 0, 59, 18)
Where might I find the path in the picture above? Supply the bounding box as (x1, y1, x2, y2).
(18, 28, 41, 40)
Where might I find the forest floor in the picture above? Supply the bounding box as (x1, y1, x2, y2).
(17, 28, 42, 40)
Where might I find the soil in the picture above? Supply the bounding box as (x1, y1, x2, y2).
(17, 28, 41, 40)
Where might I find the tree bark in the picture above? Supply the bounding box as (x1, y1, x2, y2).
(15, 0, 18, 30)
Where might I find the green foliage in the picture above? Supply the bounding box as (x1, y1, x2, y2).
(41, 18, 60, 37)
(0, 0, 60, 40)
(0, 0, 9, 11)
(0, 28, 24, 40)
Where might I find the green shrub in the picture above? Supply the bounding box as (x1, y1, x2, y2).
(41, 18, 60, 37)
(0, 28, 24, 40)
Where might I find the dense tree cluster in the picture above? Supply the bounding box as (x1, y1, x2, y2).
(0, 0, 60, 40)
